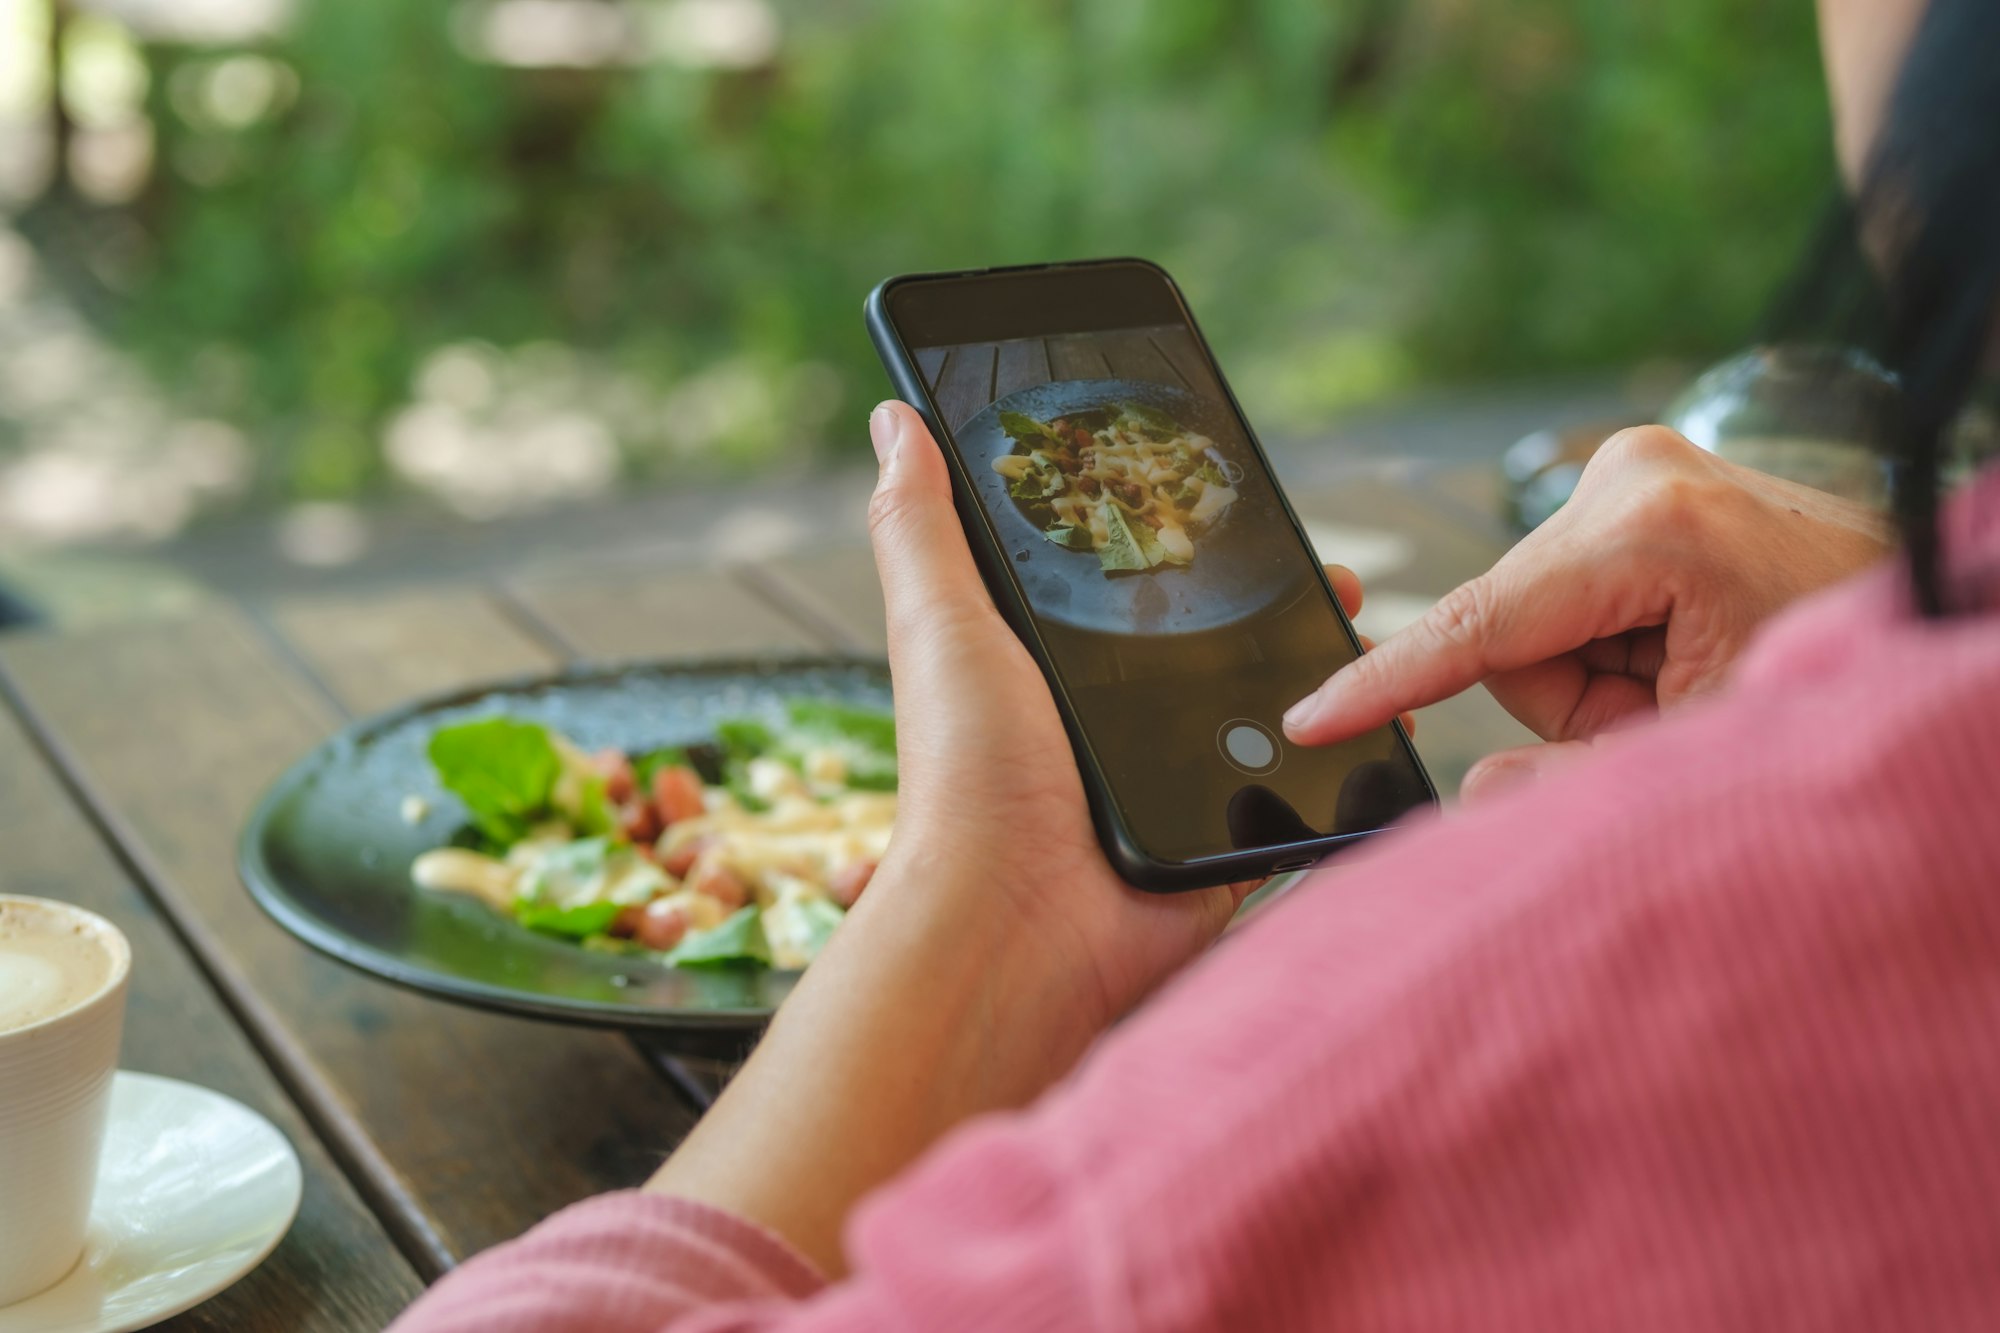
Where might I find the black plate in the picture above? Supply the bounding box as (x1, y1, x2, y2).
(239, 658, 892, 1044)
(955, 378, 1293, 635)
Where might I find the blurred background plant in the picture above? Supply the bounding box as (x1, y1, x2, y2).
(0, 0, 1829, 546)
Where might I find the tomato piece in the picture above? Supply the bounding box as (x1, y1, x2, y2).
(618, 801, 661, 846)
(592, 749, 636, 804)
(637, 899, 690, 951)
(652, 765, 707, 824)
(660, 834, 715, 878)
(689, 859, 750, 911)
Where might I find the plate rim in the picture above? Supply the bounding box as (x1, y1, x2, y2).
(237, 653, 892, 1032)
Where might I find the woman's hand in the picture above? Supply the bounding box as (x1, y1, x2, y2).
(649, 403, 1250, 1272)
(864, 401, 1252, 1027)
(1282, 426, 1891, 798)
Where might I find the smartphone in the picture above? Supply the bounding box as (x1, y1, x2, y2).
(866, 258, 1436, 891)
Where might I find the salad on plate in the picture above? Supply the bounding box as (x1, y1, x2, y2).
(407, 700, 896, 971)
(991, 400, 1241, 574)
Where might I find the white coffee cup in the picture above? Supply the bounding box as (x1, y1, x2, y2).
(0, 896, 131, 1308)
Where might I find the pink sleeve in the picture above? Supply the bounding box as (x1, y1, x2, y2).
(387, 1193, 826, 1333)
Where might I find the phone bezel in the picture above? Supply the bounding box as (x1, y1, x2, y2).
(865, 257, 1437, 891)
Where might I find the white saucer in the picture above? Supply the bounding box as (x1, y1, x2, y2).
(0, 1071, 303, 1333)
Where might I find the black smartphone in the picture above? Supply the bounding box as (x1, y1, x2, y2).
(866, 258, 1436, 891)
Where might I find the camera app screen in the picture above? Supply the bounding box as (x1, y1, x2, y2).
(911, 319, 1431, 863)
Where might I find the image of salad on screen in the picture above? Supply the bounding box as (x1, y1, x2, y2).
(992, 401, 1242, 575)
(405, 701, 895, 970)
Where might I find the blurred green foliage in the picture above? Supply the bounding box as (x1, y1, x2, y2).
(76, 0, 1829, 501)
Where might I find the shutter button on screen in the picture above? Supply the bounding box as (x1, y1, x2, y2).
(1218, 719, 1282, 776)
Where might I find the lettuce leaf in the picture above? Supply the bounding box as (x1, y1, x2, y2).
(426, 718, 561, 847)
(999, 410, 1051, 442)
(1118, 401, 1178, 435)
(664, 906, 772, 968)
(781, 700, 897, 791)
(1096, 502, 1164, 573)
(632, 746, 690, 789)
(1006, 459, 1064, 501)
(1043, 524, 1094, 551)
(515, 898, 620, 939)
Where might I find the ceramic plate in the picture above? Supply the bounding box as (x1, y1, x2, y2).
(952, 378, 1306, 636)
(0, 1072, 302, 1333)
(240, 658, 893, 1044)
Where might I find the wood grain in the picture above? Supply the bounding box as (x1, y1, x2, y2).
(1095, 329, 1186, 387)
(260, 586, 558, 717)
(0, 693, 421, 1330)
(992, 337, 1052, 400)
(914, 346, 947, 390)
(931, 343, 998, 432)
(0, 608, 702, 1272)
(1147, 325, 1226, 400)
(506, 566, 820, 662)
(1045, 335, 1111, 383)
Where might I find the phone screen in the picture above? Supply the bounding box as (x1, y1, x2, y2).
(884, 262, 1431, 866)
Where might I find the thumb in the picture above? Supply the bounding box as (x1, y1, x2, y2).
(866, 400, 1002, 657)
(1458, 740, 1592, 804)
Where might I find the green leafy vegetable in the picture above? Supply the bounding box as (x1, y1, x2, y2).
(781, 700, 898, 791)
(999, 410, 1051, 442)
(1194, 462, 1227, 487)
(1096, 502, 1160, 572)
(515, 898, 621, 938)
(664, 906, 772, 967)
(632, 746, 690, 789)
(517, 835, 614, 904)
(427, 718, 561, 847)
(1118, 401, 1178, 435)
(1005, 458, 1064, 502)
(1043, 524, 1094, 550)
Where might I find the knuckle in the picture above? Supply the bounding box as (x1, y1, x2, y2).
(865, 483, 916, 542)
(1426, 578, 1493, 651)
(1592, 424, 1692, 473)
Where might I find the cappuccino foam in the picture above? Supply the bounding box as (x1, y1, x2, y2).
(0, 903, 116, 1034)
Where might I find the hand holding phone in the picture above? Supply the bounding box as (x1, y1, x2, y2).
(867, 259, 1435, 891)
(860, 398, 1253, 1020)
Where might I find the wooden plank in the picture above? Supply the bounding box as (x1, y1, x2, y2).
(1046, 335, 1111, 383)
(992, 337, 1052, 400)
(505, 566, 822, 662)
(743, 548, 887, 656)
(931, 343, 997, 432)
(0, 608, 701, 1271)
(914, 346, 947, 390)
(1147, 325, 1227, 400)
(261, 587, 558, 717)
(1096, 329, 1186, 387)
(0, 694, 422, 1330)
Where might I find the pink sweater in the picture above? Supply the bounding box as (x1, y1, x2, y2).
(395, 475, 2000, 1332)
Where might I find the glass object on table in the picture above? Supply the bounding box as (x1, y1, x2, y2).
(1661, 345, 1899, 507)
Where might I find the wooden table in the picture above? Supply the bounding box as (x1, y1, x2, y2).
(0, 482, 1531, 1328)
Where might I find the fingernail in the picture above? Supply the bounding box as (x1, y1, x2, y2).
(1282, 693, 1319, 736)
(869, 403, 901, 468)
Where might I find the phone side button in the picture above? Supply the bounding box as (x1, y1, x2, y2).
(1270, 857, 1318, 874)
